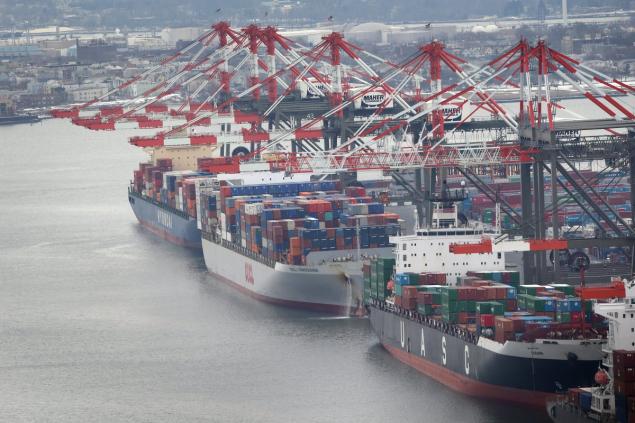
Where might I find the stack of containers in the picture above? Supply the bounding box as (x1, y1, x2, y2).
(459, 277, 518, 312)
(476, 301, 505, 333)
(614, 349, 635, 423)
(494, 316, 514, 342)
(198, 188, 219, 233)
(394, 273, 420, 297)
(466, 270, 521, 287)
(515, 284, 585, 323)
(393, 271, 447, 287)
(440, 286, 460, 324)
(161, 170, 202, 210)
(182, 179, 197, 217)
(373, 258, 395, 301)
(205, 181, 403, 264)
(415, 286, 443, 316)
(133, 159, 174, 201)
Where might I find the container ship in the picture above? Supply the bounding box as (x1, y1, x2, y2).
(198, 181, 406, 315)
(546, 280, 635, 423)
(124, 102, 406, 250)
(0, 113, 41, 126)
(128, 157, 205, 248)
(125, 106, 311, 248)
(367, 202, 609, 408)
(128, 153, 321, 248)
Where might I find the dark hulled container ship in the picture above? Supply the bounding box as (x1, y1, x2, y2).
(370, 301, 602, 407)
(367, 203, 606, 408)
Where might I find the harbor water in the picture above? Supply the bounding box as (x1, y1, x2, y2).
(0, 119, 552, 422)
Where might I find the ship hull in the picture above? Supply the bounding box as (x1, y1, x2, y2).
(369, 304, 603, 408)
(128, 191, 201, 249)
(202, 236, 379, 315)
(0, 115, 41, 125)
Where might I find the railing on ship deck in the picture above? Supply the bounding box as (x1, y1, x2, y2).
(128, 186, 191, 221)
(202, 230, 276, 269)
(372, 299, 479, 345)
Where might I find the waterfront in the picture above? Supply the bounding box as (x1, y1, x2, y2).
(1, 119, 552, 422)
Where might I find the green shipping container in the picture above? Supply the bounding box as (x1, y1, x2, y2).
(442, 301, 459, 313)
(376, 257, 395, 270)
(417, 304, 433, 315)
(395, 284, 402, 297)
(442, 311, 458, 323)
(519, 285, 541, 295)
(517, 294, 527, 310)
(557, 311, 571, 323)
(466, 300, 476, 313)
(363, 288, 373, 305)
(441, 287, 459, 301)
(476, 301, 504, 315)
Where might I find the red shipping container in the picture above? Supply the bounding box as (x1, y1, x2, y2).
(506, 299, 517, 311)
(570, 311, 583, 323)
(509, 316, 525, 332)
(458, 312, 469, 324)
(480, 314, 495, 327)
(417, 292, 433, 305)
(402, 286, 418, 301)
(485, 287, 498, 300)
(495, 287, 507, 299)
(403, 297, 417, 311)
(495, 317, 513, 332)
(475, 288, 488, 301)
(615, 351, 635, 368)
(394, 296, 402, 307)
(615, 367, 635, 382)
(614, 380, 635, 396)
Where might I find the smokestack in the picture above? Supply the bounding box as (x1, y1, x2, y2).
(562, 0, 568, 25)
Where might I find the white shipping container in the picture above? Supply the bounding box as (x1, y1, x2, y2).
(162, 170, 200, 188)
(244, 203, 263, 215)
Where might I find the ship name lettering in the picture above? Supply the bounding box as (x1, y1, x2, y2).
(442, 336, 447, 366)
(464, 345, 470, 375)
(244, 263, 255, 285)
(289, 267, 319, 273)
(420, 328, 426, 357)
(157, 209, 173, 229)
